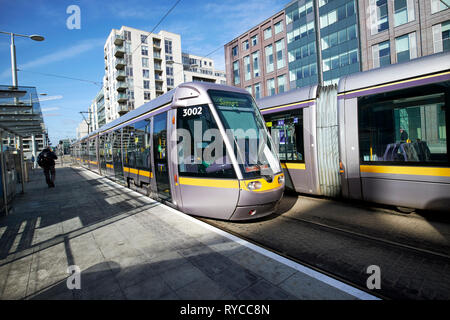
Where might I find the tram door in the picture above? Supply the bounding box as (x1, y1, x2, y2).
(112, 129, 124, 183)
(153, 112, 172, 201)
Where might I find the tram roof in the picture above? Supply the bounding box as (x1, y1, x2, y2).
(338, 51, 450, 94)
(256, 85, 317, 110)
(76, 82, 249, 142)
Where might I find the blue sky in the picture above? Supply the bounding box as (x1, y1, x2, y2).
(0, 0, 284, 145)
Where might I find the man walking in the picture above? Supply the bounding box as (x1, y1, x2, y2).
(37, 147, 58, 188)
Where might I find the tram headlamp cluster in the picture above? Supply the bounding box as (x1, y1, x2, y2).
(278, 175, 285, 185)
(247, 181, 262, 191)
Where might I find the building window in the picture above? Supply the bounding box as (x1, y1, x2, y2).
(144, 91, 151, 100)
(275, 40, 285, 69)
(395, 32, 417, 63)
(432, 20, 450, 53)
(244, 55, 251, 81)
(233, 60, 240, 85)
(141, 35, 147, 43)
(143, 69, 149, 78)
(287, 21, 315, 44)
(242, 40, 249, 51)
(124, 31, 131, 41)
(165, 40, 172, 54)
(394, 0, 415, 27)
(288, 41, 316, 62)
(142, 57, 149, 68)
(277, 75, 286, 93)
(274, 21, 283, 34)
(141, 45, 148, 56)
(372, 40, 391, 68)
(369, 0, 389, 35)
(431, 0, 450, 14)
(287, 0, 313, 24)
(264, 27, 272, 40)
(265, 44, 274, 73)
(254, 83, 261, 99)
(321, 25, 357, 50)
(322, 49, 358, 72)
(252, 51, 260, 78)
(232, 45, 238, 57)
(266, 78, 275, 96)
(251, 35, 258, 46)
(126, 66, 133, 77)
(143, 80, 150, 89)
(167, 77, 174, 87)
(166, 66, 173, 76)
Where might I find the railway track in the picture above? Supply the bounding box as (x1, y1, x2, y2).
(198, 210, 450, 300)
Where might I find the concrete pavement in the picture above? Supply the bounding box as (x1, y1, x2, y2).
(0, 165, 376, 300)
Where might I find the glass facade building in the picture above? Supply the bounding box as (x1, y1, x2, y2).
(319, 0, 360, 85)
(286, 0, 318, 89)
(286, 0, 360, 89)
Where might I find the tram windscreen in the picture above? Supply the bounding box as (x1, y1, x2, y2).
(208, 89, 281, 178)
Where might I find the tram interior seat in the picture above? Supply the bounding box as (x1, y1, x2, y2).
(383, 140, 431, 162)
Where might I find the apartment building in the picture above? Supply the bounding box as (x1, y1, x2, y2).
(76, 121, 88, 139)
(359, 0, 450, 71)
(87, 89, 105, 133)
(225, 10, 289, 99)
(182, 53, 226, 84)
(103, 26, 183, 122)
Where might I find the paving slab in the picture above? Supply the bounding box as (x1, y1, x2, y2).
(0, 165, 377, 300)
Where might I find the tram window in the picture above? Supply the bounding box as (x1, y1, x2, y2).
(358, 81, 449, 165)
(122, 119, 151, 170)
(99, 135, 106, 169)
(89, 138, 96, 160)
(177, 104, 236, 178)
(112, 129, 122, 167)
(264, 109, 305, 162)
(81, 140, 87, 162)
(105, 132, 113, 163)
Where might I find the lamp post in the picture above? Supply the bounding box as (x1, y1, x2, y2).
(0, 31, 45, 88)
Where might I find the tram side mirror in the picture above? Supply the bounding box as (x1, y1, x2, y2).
(171, 99, 188, 109)
(171, 86, 200, 108)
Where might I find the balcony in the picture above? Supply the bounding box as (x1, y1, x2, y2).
(153, 52, 162, 60)
(114, 46, 125, 58)
(154, 63, 162, 71)
(115, 70, 126, 81)
(114, 34, 124, 45)
(155, 86, 163, 93)
(117, 103, 129, 116)
(116, 81, 128, 92)
(153, 39, 161, 48)
(115, 58, 126, 69)
(155, 74, 163, 82)
(116, 93, 128, 102)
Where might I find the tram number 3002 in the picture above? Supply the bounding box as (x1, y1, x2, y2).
(182, 106, 203, 117)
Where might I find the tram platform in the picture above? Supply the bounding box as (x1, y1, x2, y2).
(0, 163, 377, 300)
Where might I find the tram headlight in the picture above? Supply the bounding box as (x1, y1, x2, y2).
(278, 175, 285, 185)
(247, 181, 262, 191)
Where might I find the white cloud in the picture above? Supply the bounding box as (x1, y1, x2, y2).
(0, 38, 104, 79)
(42, 107, 60, 112)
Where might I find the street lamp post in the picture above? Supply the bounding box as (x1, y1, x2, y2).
(0, 31, 45, 88)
